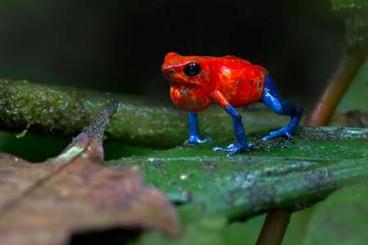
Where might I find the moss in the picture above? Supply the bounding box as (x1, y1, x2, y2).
(0, 79, 287, 147)
(0, 80, 95, 134)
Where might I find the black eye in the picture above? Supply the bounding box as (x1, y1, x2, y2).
(184, 62, 201, 77)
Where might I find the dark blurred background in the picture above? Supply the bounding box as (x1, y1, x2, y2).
(0, 0, 345, 107)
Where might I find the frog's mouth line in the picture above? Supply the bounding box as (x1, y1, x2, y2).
(169, 80, 200, 88)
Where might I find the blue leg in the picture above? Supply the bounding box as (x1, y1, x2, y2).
(213, 105, 253, 156)
(185, 112, 211, 145)
(262, 75, 303, 141)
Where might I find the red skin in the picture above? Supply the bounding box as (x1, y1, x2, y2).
(161, 52, 268, 112)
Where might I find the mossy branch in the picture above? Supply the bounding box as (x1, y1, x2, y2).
(0, 79, 284, 147)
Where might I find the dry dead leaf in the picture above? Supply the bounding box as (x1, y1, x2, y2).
(0, 102, 179, 245)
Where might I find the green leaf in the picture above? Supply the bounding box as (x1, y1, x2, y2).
(302, 182, 368, 245)
(109, 127, 368, 220)
(105, 127, 368, 245)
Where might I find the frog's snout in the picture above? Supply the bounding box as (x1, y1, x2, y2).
(161, 52, 179, 75)
(161, 65, 175, 79)
(161, 52, 186, 83)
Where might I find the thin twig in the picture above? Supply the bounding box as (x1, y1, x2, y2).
(256, 211, 290, 245)
(306, 47, 368, 126)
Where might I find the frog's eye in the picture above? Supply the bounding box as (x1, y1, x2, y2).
(184, 62, 201, 77)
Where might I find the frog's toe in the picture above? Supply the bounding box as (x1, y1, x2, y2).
(213, 146, 226, 152)
(212, 144, 235, 152)
(184, 136, 212, 145)
(213, 142, 253, 156)
(226, 146, 243, 156)
(262, 132, 278, 141)
(213, 143, 239, 153)
(247, 142, 255, 149)
(262, 127, 295, 141)
(285, 131, 294, 139)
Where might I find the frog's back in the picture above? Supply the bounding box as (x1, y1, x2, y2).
(209, 55, 268, 107)
(223, 55, 267, 71)
(223, 55, 251, 65)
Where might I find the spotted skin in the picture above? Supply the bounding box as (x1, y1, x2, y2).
(161, 52, 302, 156)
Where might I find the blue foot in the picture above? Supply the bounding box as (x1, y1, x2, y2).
(213, 142, 254, 156)
(184, 135, 212, 145)
(262, 127, 294, 141)
(262, 109, 303, 141)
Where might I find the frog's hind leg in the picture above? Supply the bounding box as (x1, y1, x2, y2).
(261, 75, 303, 141)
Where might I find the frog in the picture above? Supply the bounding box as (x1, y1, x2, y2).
(161, 52, 303, 155)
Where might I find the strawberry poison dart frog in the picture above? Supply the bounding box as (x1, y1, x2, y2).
(161, 52, 303, 155)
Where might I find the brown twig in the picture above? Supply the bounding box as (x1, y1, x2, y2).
(306, 47, 368, 126)
(256, 46, 368, 245)
(256, 210, 291, 245)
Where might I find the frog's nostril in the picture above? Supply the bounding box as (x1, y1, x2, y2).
(162, 66, 175, 75)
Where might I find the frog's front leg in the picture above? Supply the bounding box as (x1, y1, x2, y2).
(184, 112, 211, 145)
(262, 75, 303, 141)
(210, 91, 253, 156)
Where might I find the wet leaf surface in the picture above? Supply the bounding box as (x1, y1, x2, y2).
(104, 127, 368, 245)
(109, 127, 368, 220)
(0, 102, 179, 245)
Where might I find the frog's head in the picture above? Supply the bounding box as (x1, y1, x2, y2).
(161, 52, 211, 88)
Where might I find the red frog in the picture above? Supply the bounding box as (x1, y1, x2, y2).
(161, 52, 303, 155)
